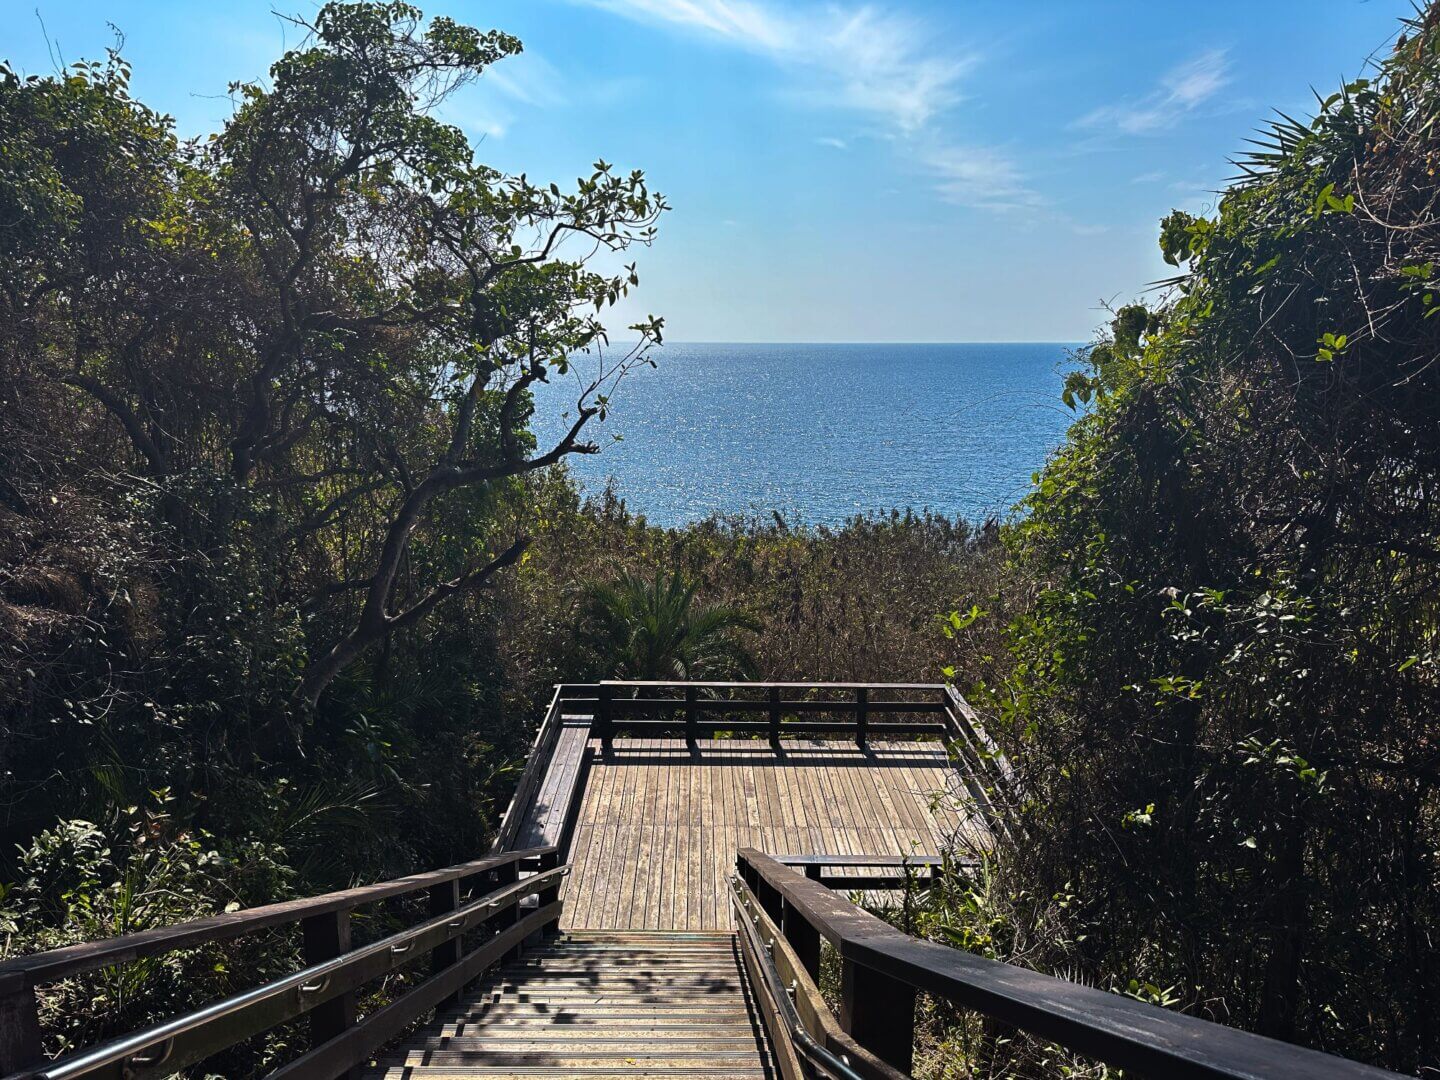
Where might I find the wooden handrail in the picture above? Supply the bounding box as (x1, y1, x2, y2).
(730, 873, 901, 1080)
(0, 846, 560, 1078)
(491, 685, 571, 852)
(582, 681, 955, 749)
(592, 698, 943, 713)
(936, 688, 1015, 844)
(19, 864, 567, 1080)
(0, 846, 551, 987)
(736, 849, 1400, 1079)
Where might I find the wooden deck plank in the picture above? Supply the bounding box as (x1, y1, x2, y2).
(561, 738, 968, 931)
(796, 741, 829, 858)
(699, 754, 714, 931)
(887, 748, 933, 840)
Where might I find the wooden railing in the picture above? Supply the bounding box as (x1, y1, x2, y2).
(491, 685, 569, 853)
(571, 680, 1015, 841)
(773, 854, 946, 891)
(0, 847, 565, 1080)
(734, 849, 1400, 1079)
(566, 681, 964, 745)
(731, 871, 897, 1080)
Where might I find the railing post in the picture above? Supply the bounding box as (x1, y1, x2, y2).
(855, 686, 869, 750)
(737, 854, 756, 892)
(0, 981, 42, 1076)
(768, 686, 781, 749)
(493, 859, 522, 961)
(428, 879, 462, 1009)
(840, 958, 916, 1073)
(781, 898, 821, 982)
(537, 849, 562, 937)
(803, 863, 822, 883)
(597, 683, 613, 749)
(756, 877, 783, 926)
(685, 685, 698, 749)
(302, 909, 357, 1077)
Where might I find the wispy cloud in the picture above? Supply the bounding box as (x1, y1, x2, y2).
(441, 49, 569, 140)
(573, 0, 1039, 213)
(577, 0, 789, 48)
(924, 144, 1038, 213)
(572, 0, 969, 134)
(439, 99, 510, 140)
(482, 51, 568, 108)
(1076, 48, 1231, 135)
(440, 47, 599, 141)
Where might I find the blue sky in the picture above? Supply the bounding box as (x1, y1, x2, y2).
(8, 1, 1406, 341)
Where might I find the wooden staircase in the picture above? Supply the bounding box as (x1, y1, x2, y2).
(367, 931, 774, 1079)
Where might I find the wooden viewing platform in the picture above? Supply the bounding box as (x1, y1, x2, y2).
(0, 682, 1403, 1080)
(562, 736, 971, 931)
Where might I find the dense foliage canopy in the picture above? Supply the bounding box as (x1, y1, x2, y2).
(961, 8, 1440, 1073)
(0, 3, 668, 1060)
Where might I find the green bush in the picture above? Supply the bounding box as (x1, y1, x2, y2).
(973, 8, 1440, 1072)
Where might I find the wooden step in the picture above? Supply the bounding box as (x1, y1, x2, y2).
(455, 997, 756, 1013)
(384, 1051, 764, 1067)
(370, 1070, 768, 1079)
(506, 961, 737, 967)
(453, 1006, 756, 1022)
(365, 931, 774, 1079)
(434, 1025, 760, 1042)
(485, 977, 743, 986)
(411, 1037, 763, 1051)
(517, 948, 738, 959)
(480, 985, 743, 997)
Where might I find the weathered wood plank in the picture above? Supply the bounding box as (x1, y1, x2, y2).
(514, 720, 591, 850)
(562, 738, 963, 931)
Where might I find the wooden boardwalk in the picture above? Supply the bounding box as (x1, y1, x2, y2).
(11, 683, 1382, 1080)
(563, 737, 971, 931)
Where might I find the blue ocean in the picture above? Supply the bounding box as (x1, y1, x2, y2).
(531, 342, 1080, 527)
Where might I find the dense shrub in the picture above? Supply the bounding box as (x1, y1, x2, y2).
(492, 473, 1005, 709)
(955, 8, 1440, 1074)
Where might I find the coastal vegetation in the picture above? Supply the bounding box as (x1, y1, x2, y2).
(928, 8, 1440, 1074)
(2, 0, 1439, 1077)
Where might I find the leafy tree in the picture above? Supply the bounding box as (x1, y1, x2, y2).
(582, 569, 761, 680)
(0, 7, 666, 1059)
(2, 1, 667, 711)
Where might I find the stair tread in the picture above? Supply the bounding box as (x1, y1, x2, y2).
(406, 1038, 763, 1049)
(365, 932, 773, 1079)
(485, 981, 744, 990)
(437, 1025, 760, 1036)
(386, 1052, 763, 1064)
(456, 1004, 754, 1013)
(370, 1071, 767, 1078)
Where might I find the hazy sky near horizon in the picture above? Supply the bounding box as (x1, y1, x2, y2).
(8, 1, 1406, 341)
